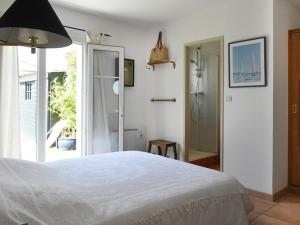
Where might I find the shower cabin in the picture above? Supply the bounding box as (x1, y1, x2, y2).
(185, 37, 223, 170)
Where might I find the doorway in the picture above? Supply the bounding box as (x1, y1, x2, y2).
(46, 44, 83, 161)
(288, 29, 300, 188)
(18, 43, 83, 162)
(184, 37, 224, 171)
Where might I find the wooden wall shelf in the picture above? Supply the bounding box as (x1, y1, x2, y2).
(147, 61, 176, 71)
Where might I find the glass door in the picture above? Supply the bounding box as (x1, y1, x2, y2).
(17, 28, 86, 162)
(45, 44, 83, 161)
(87, 45, 124, 154)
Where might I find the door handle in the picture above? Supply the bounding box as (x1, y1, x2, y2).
(114, 109, 124, 117)
(292, 104, 298, 114)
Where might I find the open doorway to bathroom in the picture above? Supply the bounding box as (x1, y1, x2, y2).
(184, 37, 224, 171)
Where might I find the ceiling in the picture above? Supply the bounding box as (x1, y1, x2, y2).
(50, 0, 225, 26)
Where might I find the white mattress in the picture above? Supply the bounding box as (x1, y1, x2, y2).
(0, 151, 253, 225)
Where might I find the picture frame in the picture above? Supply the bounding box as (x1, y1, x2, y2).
(124, 59, 134, 87)
(228, 37, 267, 88)
(115, 58, 135, 87)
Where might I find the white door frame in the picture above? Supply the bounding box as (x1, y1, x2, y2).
(86, 44, 125, 155)
(36, 49, 47, 162)
(66, 29, 87, 157)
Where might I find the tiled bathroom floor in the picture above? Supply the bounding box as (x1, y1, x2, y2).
(248, 192, 300, 225)
(189, 149, 217, 161)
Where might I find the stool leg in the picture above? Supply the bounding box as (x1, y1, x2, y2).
(157, 146, 162, 155)
(173, 145, 178, 160)
(148, 143, 152, 153)
(164, 146, 168, 157)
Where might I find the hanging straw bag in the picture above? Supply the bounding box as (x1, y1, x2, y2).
(149, 32, 169, 64)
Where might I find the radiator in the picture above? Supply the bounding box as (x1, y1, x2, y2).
(124, 129, 146, 151)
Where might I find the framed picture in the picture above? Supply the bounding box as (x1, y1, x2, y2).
(228, 37, 267, 88)
(115, 58, 135, 87)
(124, 59, 134, 87)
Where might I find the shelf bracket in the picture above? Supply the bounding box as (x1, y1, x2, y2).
(147, 61, 176, 71)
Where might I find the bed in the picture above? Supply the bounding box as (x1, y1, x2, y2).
(0, 151, 253, 225)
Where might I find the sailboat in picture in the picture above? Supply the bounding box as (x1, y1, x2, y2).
(250, 53, 261, 82)
(233, 53, 261, 83)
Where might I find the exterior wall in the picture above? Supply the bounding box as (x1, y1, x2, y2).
(19, 75, 37, 151)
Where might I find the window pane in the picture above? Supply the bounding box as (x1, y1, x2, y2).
(92, 49, 121, 154)
(93, 77, 119, 153)
(18, 47, 38, 161)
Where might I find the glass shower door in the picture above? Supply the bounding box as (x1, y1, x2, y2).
(87, 45, 124, 154)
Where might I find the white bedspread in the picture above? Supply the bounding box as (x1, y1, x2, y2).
(0, 151, 253, 225)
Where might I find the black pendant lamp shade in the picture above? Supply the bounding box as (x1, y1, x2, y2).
(0, 0, 72, 50)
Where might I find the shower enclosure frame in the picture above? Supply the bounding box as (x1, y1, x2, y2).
(184, 36, 224, 170)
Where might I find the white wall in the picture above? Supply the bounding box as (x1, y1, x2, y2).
(273, 0, 300, 193)
(144, 0, 274, 194)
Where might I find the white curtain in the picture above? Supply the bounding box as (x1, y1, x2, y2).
(0, 46, 21, 158)
(92, 51, 112, 154)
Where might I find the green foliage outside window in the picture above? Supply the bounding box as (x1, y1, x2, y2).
(49, 49, 77, 138)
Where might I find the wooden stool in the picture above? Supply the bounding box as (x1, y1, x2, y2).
(148, 139, 178, 160)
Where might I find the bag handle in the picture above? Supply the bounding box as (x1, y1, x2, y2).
(155, 32, 163, 49)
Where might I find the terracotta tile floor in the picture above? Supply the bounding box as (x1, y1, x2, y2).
(248, 192, 300, 225)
